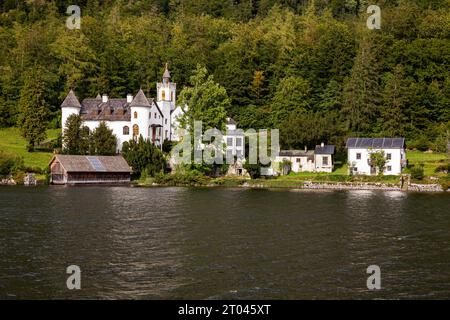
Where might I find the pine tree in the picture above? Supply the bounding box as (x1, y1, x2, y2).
(62, 114, 91, 155)
(342, 33, 382, 134)
(91, 122, 117, 156)
(380, 65, 411, 137)
(17, 67, 48, 151)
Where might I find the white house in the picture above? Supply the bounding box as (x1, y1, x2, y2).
(61, 65, 177, 152)
(346, 137, 406, 175)
(274, 143, 335, 174)
(223, 118, 245, 161)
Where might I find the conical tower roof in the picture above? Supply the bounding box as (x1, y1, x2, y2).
(61, 90, 81, 108)
(129, 89, 151, 107)
(163, 63, 171, 79)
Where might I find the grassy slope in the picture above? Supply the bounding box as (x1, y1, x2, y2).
(406, 151, 448, 176)
(0, 127, 59, 169)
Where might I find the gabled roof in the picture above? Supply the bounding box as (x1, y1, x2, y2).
(50, 155, 131, 173)
(279, 150, 314, 157)
(129, 89, 151, 107)
(80, 98, 131, 121)
(315, 145, 335, 155)
(61, 90, 81, 109)
(346, 138, 405, 149)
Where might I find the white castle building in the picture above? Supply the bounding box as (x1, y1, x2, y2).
(61, 65, 178, 152)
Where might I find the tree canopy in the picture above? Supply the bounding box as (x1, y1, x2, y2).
(0, 0, 449, 151)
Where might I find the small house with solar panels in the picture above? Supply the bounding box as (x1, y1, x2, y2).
(346, 138, 406, 175)
(49, 155, 132, 185)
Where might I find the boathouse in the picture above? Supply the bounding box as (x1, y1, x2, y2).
(49, 155, 132, 185)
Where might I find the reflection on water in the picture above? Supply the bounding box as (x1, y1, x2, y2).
(0, 186, 449, 299)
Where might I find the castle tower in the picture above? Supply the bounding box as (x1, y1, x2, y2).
(157, 63, 176, 141)
(157, 63, 176, 109)
(129, 89, 152, 141)
(61, 89, 81, 131)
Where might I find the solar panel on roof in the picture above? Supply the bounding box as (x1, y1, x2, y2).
(86, 156, 106, 172)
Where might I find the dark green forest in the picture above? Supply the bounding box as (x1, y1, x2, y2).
(0, 0, 449, 151)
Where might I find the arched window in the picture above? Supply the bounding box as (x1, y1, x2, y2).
(133, 124, 139, 137)
(134, 111, 138, 119)
(123, 126, 129, 135)
(162, 90, 166, 101)
(171, 92, 174, 101)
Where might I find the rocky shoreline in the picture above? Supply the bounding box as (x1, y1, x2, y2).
(2, 175, 447, 192)
(241, 181, 445, 192)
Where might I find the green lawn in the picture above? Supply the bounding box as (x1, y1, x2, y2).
(406, 150, 448, 176)
(0, 127, 59, 170)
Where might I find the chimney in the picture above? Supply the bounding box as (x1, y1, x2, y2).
(127, 94, 133, 103)
(102, 94, 108, 103)
(321, 142, 325, 148)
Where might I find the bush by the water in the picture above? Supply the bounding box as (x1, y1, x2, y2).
(409, 164, 425, 180)
(0, 151, 24, 176)
(154, 168, 209, 186)
(435, 162, 450, 174)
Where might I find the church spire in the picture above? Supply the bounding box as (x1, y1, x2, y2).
(163, 62, 171, 83)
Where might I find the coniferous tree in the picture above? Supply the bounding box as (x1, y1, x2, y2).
(62, 114, 91, 155)
(17, 67, 48, 151)
(342, 33, 382, 134)
(91, 122, 117, 156)
(122, 136, 166, 177)
(380, 65, 411, 137)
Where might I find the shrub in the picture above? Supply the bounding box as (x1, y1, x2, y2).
(154, 169, 209, 186)
(0, 151, 24, 176)
(439, 176, 450, 191)
(409, 137, 431, 151)
(435, 163, 450, 174)
(410, 164, 425, 180)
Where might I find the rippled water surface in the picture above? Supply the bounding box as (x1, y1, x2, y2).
(0, 186, 449, 299)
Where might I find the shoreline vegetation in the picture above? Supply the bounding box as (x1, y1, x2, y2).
(1, 127, 449, 192)
(134, 175, 447, 193)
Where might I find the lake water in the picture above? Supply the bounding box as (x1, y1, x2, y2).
(0, 186, 449, 299)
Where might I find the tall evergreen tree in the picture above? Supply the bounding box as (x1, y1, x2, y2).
(17, 67, 48, 151)
(62, 114, 91, 155)
(91, 122, 117, 156)
(342, 33, 382, 134)
(380, 65, 412, 137)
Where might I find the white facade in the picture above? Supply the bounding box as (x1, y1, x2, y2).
(223, 119, 245, 161)
(348, 148, 406, 175)
(274, 154, 315, 173)
(346, 138, 406, 175)
(170, 105, 186, 141)
(61, 66, 177, 152)
(273, 144, 335, 175)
